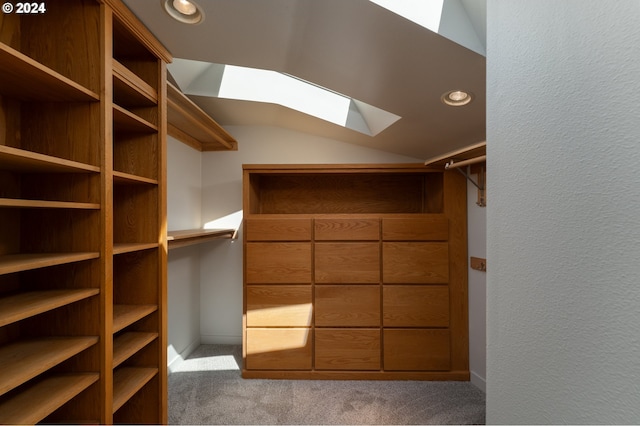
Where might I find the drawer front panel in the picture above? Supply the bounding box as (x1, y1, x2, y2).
(382, 242, 449, 283)
(383, 329, 450, 371)
(315, 329, 381, 370)
(383, 285, 449, 327)
(245, 218, 312, 241)
(382, 216, 448, 241)
(315, 285, 380, 327)
(314, 218, 380, 241)
(315, 242, 380, 283)
(246, 328, 312, 370)
(246, 242, 311, 283)
(246, 285, 312, 327)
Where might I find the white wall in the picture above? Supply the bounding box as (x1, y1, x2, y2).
(467, 178, 486, 392)
(166, 137, 203, 370)
(487, 1, 640, 423)
(198, 125, 424, 343)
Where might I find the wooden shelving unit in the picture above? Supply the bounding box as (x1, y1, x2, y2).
(0, 0, 170, 423)
(242, 164, 469, 381)
(167, 82, 238, 151)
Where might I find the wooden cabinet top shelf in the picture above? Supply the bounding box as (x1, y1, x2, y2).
(0, 252, 100, 276)
(0, 145, 100, 174)
(167, 82, 237, 152)
(0, 337, 99, 397)
(113, 171, 158, 185)
(0, 43, 99, 102)
(0, 373, 99, 425)
(168, 228, 236, 250)
(113, 243, 159, 256)
(0, 289, 100, 327)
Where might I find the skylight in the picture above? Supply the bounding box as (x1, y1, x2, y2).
(368, 0, 485, 55)
(368, 0, 444, 32)
(218, 65, 351, 127)
(168, 59, 401, 137)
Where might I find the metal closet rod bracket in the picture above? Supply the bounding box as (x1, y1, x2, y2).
(445, 155, 486, 207)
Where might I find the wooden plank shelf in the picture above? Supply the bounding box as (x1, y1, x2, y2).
(0, 43, 99, 102)
(0, 145, 100, 174)
(113, 104, 158, 133)
(168, 228, 236, 250)
(0, 252, 100, 276)
(113, 332, 158, 368)
(167, 82, 237, 151)
(113, 243, 159, 256)
(0, 289, 100, 327)
(113, 305, 158, 333)
(112, 59, 157, 107)
(0, 337, 99, 397)
(0, 373, 99, 425)
(0, 198, 100, 210)
(113, 170, 158, 185)
(112, 367, 158, 413)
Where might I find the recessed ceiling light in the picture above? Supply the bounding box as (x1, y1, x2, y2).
(441, 90, 473, 107)
(163, 0, 204, 24)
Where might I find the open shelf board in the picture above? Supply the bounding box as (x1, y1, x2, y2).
(167, 228, 236, 250)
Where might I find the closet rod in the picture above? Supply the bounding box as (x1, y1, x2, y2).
(445, 155, 486, 170)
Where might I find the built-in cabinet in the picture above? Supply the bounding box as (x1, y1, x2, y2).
(0, 1, 170, 423)
(242, 164, 469, 380)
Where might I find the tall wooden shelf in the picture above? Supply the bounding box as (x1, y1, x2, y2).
(0, 0, 169, 423)
(242, 164, 469, 381)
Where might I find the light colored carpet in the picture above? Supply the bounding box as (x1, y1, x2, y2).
(169, 345, 485, 425)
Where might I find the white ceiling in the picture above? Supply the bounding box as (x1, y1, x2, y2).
(122, 0, 486, 160)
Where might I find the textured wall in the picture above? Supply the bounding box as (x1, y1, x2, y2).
(486, 1, 640, 423)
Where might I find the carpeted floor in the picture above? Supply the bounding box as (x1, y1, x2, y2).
(169, 345, 485, 424)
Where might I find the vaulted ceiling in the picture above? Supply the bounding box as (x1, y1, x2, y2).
(122, 0, 486, 160)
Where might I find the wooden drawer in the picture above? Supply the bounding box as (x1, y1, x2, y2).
(383, 285, 449, 327)
(246, 285, 312, 327)
(315, 329, 380, 370)
(382, 242, 449, 284)
(245, 218, 312, 241)
(315, 218, 379, 240)
(246, 242, 311, 283)
(246, 328, 312, 370)
(315, 242, 380, 283)
(315, 285, 380, 327)
(382, 216, 448, 241)
(383, 329, 450, 371)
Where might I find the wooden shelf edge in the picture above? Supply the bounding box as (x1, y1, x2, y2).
(0, 373, 99, 425)
(0, 288, 100, 327)
(167, 228, 236, 250)
(113, 332, 158, 368)
(0, 145, 101, 173)
(113, 243, 159, 255)
(423, 141, 486, 169)
(112, 367, 158, 413)
(0, 43, 99, 102)
(113, 305, 158, 333)
(0, 198, 100, 210)
(113, 103, 158, 133)
(0, 252, 100, 276)
(0, 337, 99, 397)
(167, 82, 237, 151)
(113, 170, 158, 185)
(112, 59, 157, 103)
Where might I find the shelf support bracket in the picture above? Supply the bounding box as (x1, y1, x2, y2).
(446, 158, 486, 207)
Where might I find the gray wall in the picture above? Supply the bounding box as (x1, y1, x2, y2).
(486, 1, 640, 423)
